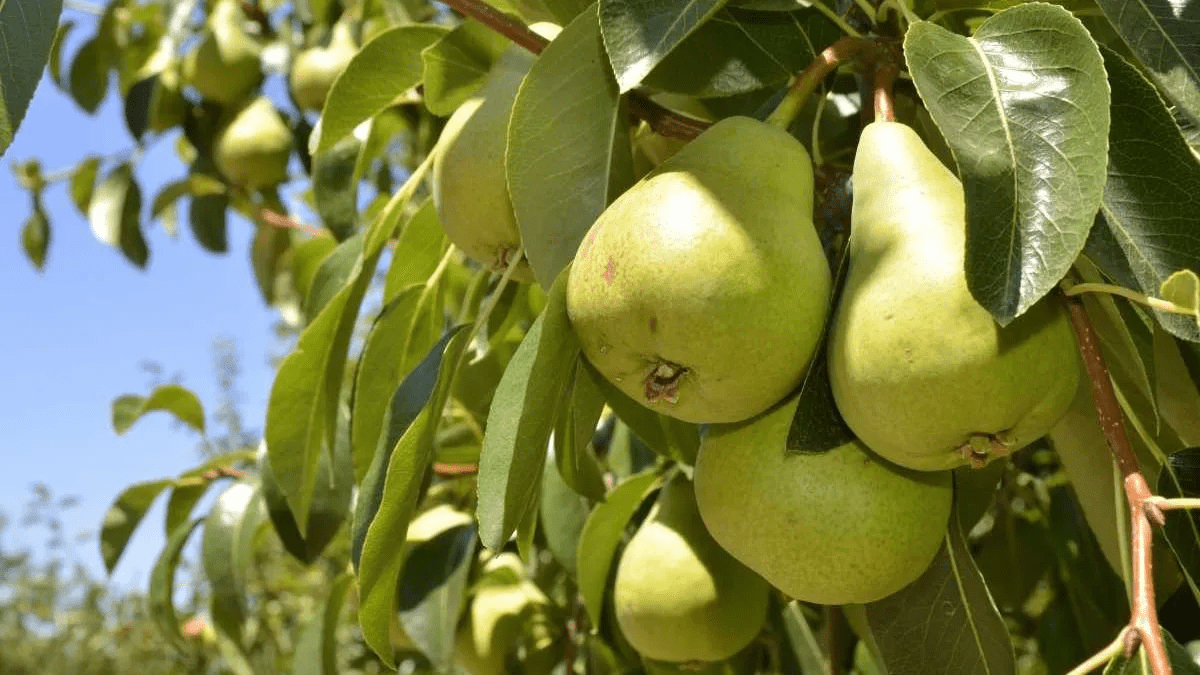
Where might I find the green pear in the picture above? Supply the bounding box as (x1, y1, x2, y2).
(566, 116, 831, 424)
(289, 21, 358, 113)
(182, 0, 263, 104)
(147, 66, 188, 133)
(693, 393, 953, 605)
(454, 552, 556, 675)
(432, 24, 560, 284)
(613, 473, 768, 664)
(213, 96, 293, 189)
(828, 121, 1080, 471)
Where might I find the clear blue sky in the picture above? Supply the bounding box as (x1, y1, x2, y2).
(1, 11, 288, 591)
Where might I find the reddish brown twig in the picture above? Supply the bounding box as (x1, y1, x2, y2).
(259, 207, 325, 238)
(1063, 295, 1170, 675)
(198, 466, 244, 481)
(433, 462, 478, 477)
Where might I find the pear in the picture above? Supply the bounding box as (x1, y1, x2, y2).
(693, 393, 953, 605)
(182, 0, 263, 105)
(566, 116, 831, 424)
(289, 21, 359, 113)
(213, 96, 293, 189)
(454, 552, 557, 675)
(432, 24, 560, 284)
(613, 473, 768, 664)
(827, 121, 1080, 471)
(147, 66, 188, 133)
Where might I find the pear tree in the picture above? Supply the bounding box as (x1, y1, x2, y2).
(5, 0, 1200, 673)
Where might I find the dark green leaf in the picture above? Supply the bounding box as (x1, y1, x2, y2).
(1094, 0, 1200, 130)
(21, 201, 50, 271)
(1089, 48, 1200, 342)
(112, 384, 206, 435)
(864, 514, 1015, 675)
(477, 270, 580, 549)
(48, 20, 75, 90)
(600, 0, 727, 92)
(0, 0, 63, 156)
(124, 75, 156, 142)
(305, 231, 365, 322)
(576, 470, 660, 626)
(251, 220, 293, 305)
(643, 7, 839, 97)
(149, 518, 203, 653)
(150, 174, 225, 220)
(68, 36, 111, 114)
(294, 573, 355, 675)
(904, 4, 1110, 322)
(314, 24, 448, 153)
(100, 479, 173, 574)
(69, 155, 101, 218)
(397, 521, 478, 669)
(1104, 628, 1200, 674)
(312, 133, 362, 241)
(189, 193, 229, 254)
(421, 21, 511, 116)
(507, 3, 636, 289)
(540, 448, 592, 573)
(554, 358, 608, 500)
(88, 162, 147, 268)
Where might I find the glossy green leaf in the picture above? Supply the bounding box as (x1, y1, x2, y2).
(397, 520, 477, 669)
(554, 358, 608, 500)
(643, 6, 839, 97)
(600, 0, 727, 92)
(0, 0, 63, 156)
(112, 383, 206, 435)
(290, 235, 339, 302)
(312, 133, 362, 241)
(305, 231, 365, 322)
(68, 35, 111, 114)
(540, 447, 592, 573)
(576, 470, 660, 626)
(905, 4, 1110, 323)
(864, 513, 1015, 675)
(88, 162, 148, 268)
(148, 517, 203, 653)
(1094, 0, 1200, 131)
(189, 193, 229, 254)
(507, 3, 636, 289)
(421, 21, 511, 116)
(356, 327, 471, 664)
(314, 24, 448, 154)
(69, 155, 100, 218)
(203, 482, 268, 648)
(383, 199, 449, 300)
(477, 270, 580, 549)
(1089, 48, 1200, 342)
(100, 478, 173, 574)
(294, 572, 355, 675)
(21, 200, 50, 271)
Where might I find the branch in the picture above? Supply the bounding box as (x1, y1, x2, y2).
(259, 207, 325, 238)
(1062, 294, 1171, 675)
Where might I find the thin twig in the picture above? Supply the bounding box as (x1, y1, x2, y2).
(1149, 497, 1200, 511)
(765, 36, 870, 129)
(1063, 294, 1171, 675)
(1064, 628, 1129, 675)
(259, 208, 325, 237)
(1063, 281, 1196, 317)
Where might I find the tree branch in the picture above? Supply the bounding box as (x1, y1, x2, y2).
(1062, 294, 1171, 675)
(258, 207, 325, 238)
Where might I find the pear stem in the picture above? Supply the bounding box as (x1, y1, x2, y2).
(1062, 294, 1172, 675)
(1147, 497, 1200, 511)
(765, 37, 869, 131)
(1062, 281, 1196, 316)
(873, 64, 898, 122)
(437, 0, 711, 140)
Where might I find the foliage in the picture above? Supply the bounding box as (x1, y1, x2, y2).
(5, 0, 1200, 673)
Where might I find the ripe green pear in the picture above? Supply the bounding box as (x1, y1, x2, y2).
(289, 21, 358, 112)
(182, 0, 263, 104)
(693, 393, 953, 605)
(567, 116, 831, 424)
(828, 121, 1080, 471)
(213, 96, 293, 189)
(613, 473, 768, 664)
(454, 552, 556, 675)
(432, 25, 560, 284)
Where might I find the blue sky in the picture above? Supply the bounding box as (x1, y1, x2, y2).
(1, 19, 287, 591)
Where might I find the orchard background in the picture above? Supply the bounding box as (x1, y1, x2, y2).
(2, 0, 1200, 673)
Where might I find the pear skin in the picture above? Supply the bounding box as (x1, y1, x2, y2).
(828, 121, 1080, 471)
(567, 117, 831, 424)
(182, 0, 262, 104)
(290, 22, 358, 113)
(214, 96, 293, 189)
(693, 394, 952, 605)
(613, 473, 768, 664)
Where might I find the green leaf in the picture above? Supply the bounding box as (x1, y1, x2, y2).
(68, 35, 112, 114)
(356, 327, 472, 665)
(111, 384, 206, 435)
(383, 199, 448, 300)
(1088, 48, 1200, 342)
(164, 449, 258, 537)
(1157, 449, 1200, 606)
(540, 447, 592, 573)
(421, 21, 512, 116)
(88, 162, 148, 268)
(21, 200, 50, 271)
(0, 0, 63, 157)
(312, 133, 363, 241)
(554, 358, 608, 500)
(904, 4, 1110, 323)
(150, 173, 226, 220)
(294, 573, 355, 675)
(148, 518, 203, 653)
(189, 193, 229, 254)
(100, 478, 173, 574)
(203, 482, 268, 648)
(290, 235, 339, 302)
(1104, 628, 1200, 674)
(864, 512, 1015, 675)
(397, 520, 478, 669)
(314, 24, 448, 154)
(123, 75, 156, 142)
(600, 0, 727, 92)
(48, 20, 75, 90)
(1161, 270, 1200, 329)
(643, 6, 839, 98)
(1094, 0, 1200, 131)
(251, 220, 293, 305)
(576, 470, 660, 627)
(477, 270, 580, 549)
(305, 231, 365, 322)
(507, 3, 636, 289)
(69, 155, 101, 218)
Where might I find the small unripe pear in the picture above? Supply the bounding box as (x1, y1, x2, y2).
(454, 553, 555, 675)
(213, 96, 293, 189)
(181, 0, 263, 104)
(694, 393, 953, 605)
(613, 473, 768, 664)
(289, 21, 358, 113)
